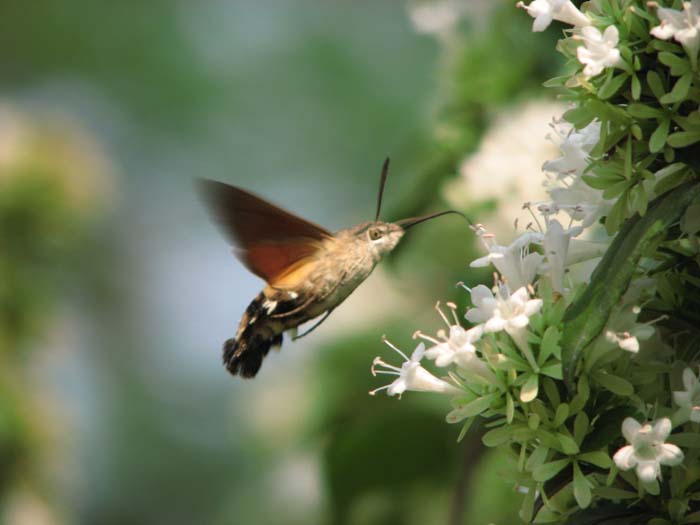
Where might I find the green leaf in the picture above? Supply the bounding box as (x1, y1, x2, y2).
(533, 458, 570, 482)
(593, 486, 637, 500)
(668, 432, 700, 448)
(682, 510, 700, 523)
(598, 73, 630, 100)
(658, 51, 691, 76)
(650, 118, 670, 153)
(456, 417, 474, 442)
(631, 74, 641, 99)
(519, 482, 536, 523)
(681, 202, 700, 234)
(526, 445, 550, 471)
(573, 411, 589, 446)
(539, 326, 561, 364)
(578, 451, 612, 469)
(558, 433, 580, 455)
(553, 403, 569, 428)
(482, 425, 512, 447)
(542, 377, 561, 408)
(540, 363, 563, 380)
(506, 393, 515, 424)
(668, 131, 700, 148)
(573, 462, 592, 509)
(593, 371, 634, 396)
(660, 72, 693, 104)
(647, 70, 666, 100)
(520, 374, 539, 403)
(627, 103, 663, 119)
(561, 181, 700, 386)
(455, 393, 498, 418)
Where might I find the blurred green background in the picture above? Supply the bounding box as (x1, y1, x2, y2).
(0, 1, 563, 524)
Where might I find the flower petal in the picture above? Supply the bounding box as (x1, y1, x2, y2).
(621, 417, 641, 443)
(658, 444, 684, 466)
(612, 445, 636, 470)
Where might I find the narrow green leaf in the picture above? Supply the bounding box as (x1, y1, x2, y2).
(561, 181, 700, 386)
(658, 51, 691, 76)
(482, 425, 512, 447)
(650, 118, 670, 153)
(598, 73, 630, 100)
(578, 451, 613, 469)
(456, 416, 474, 442)
(660, 72, 693, 103)
(573, 462, 592, 509)
(668, 432, 700, 448)
(668, 131, 700, 148)
(573, 411, 589, 446)
(533, 458, 570, 482)
(542, 377, 561, 408)
(506, 393, 514, 424)
(593, 371, 634, 396)
(526, 445, 550, 471)
(593, 486, 637, 500)
(540, 363, 563, 379)
(558, 433, 580, 455)
(520, 374, 539, 403)
(553, 404, 569, 428)
(627, 103, 663, 119)
(647, 70, 666, 100)
(539, 326, 561, 364)
(631, 74, 641, 99)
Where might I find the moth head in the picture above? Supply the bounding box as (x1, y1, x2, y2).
(364, 221, 405, 257)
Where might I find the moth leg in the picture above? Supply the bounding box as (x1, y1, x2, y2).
(292, 309, 335, 341)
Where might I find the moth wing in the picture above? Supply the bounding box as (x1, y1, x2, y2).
(198, 179, 331, 286)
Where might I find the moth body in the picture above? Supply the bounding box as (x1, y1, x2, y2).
(199, 158, 466, 379)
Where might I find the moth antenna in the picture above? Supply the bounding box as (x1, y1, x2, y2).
(375, 157, 390, 221)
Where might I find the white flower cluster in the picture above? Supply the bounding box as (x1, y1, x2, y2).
(370, 282, 543, 399)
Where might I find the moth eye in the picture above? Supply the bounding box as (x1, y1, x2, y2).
(368, 228, 383, 241)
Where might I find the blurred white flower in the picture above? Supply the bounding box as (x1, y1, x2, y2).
(542, 219, 582, 293)
(543, 119, 600, 177)
(408, 0, 464, 36)
(541, 118, 610, 228)
(650, 1, 700, 64)
(517, 0, 590, 32)
(447, 100, 566, 236)
(370, 340, 461, 398)
(673, 367, 700, 423)
(613, 418, 684, 483)
(470, 226, 544, 289)
(576, 25, 622, 79)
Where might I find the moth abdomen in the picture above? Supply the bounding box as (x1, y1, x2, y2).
(223, 292, 286, 378)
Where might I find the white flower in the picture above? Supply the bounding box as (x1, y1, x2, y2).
(673, 367, 700, 423)
(470, 226, 544, 289)
(408, 0, 463, 36)
(448, 100, 564, 237)
(650, 0, 700, 65)
(517, 0, 590, 32)
(543, 119, 600, 177)
(543, 219, 583, 293)
(415, 302, 497, 384)
(466, 284, 542, 333)
(370, 340, 461, 398)
(576, 25, 622, 79)
(613, 418, 684, 483)
(605, 330, 641, 353)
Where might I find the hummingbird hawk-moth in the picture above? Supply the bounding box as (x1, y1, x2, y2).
(199, 159, 466, 378)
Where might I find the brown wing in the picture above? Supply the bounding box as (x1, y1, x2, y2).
(198, 179, 331, 286)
